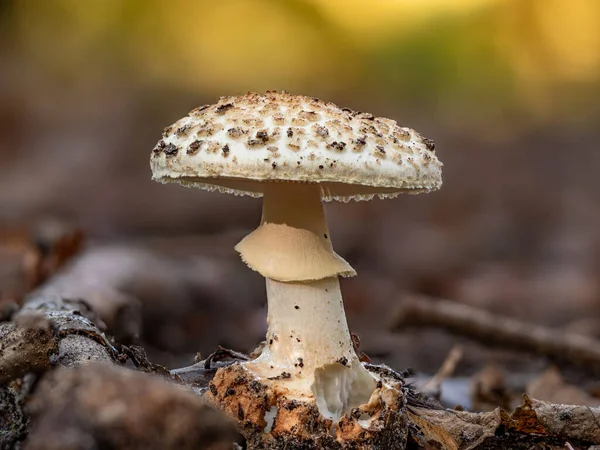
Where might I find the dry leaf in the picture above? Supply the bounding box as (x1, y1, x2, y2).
(527, 367, 600, 407)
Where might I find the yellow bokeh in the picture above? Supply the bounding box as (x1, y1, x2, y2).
(536, 0, 600, 80)
(309, 0, 502, 44)
(493, 0, 600, 85)
(138, 0, 351, 92)
(10, 0, 600, 114)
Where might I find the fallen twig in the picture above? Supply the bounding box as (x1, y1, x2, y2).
(421, 346, 464, 395)
(392, 296, 600, 376)
(172, 346, 252, 393)
(172, 360, 238, 393)
(204, 345, 250, 369)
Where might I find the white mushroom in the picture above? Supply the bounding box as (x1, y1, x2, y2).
(150, 91, 442, 427)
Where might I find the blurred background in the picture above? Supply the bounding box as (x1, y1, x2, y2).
(1, 0, 599, 378)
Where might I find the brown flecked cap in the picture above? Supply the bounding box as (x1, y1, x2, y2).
(150, 91, 442, 201)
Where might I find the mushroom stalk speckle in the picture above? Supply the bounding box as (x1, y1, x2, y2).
(240, 184, 377, 419)
(248, 278, 377, 420)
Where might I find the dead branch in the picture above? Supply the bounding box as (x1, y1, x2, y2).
(33, 248, 143, 344)
(30, 244, 258, 352)
(392, 296, 600, 376)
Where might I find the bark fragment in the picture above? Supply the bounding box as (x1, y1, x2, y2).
(25, 363, 241, 450)
(0, 312, 57, 384)
(0, 382, 30, 449)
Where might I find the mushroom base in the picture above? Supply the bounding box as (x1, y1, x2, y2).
(204, 362, 408, 449)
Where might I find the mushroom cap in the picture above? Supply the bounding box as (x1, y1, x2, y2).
(151, 91, 442, 201)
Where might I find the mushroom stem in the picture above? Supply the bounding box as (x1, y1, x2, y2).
(234, 182, 355, 281)
(260, 183, 329, 236)
(256, 276, 355, 378)
(245, 184, 376, 420)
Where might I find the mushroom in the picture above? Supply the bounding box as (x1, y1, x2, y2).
(150, 91, 442, 442)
